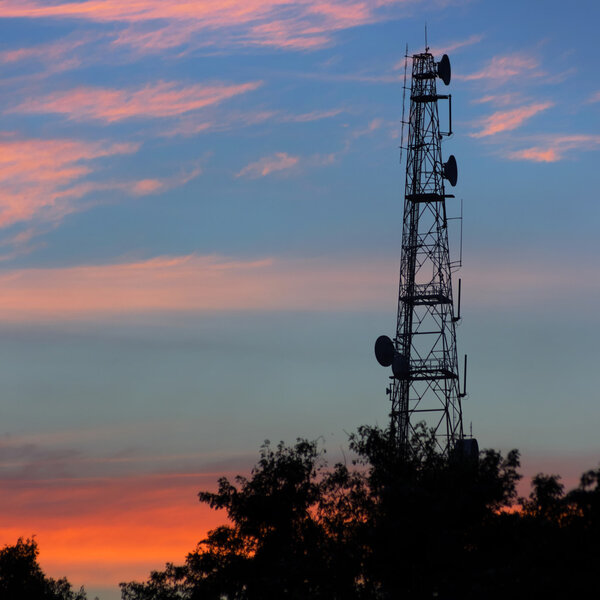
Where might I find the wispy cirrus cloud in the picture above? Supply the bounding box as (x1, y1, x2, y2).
(0, 251, 596, 321)
(165, 107, 344, 138)
(506, 135, 600, 162)
(458, 53, 543, 83)
(393, 34, 483, 69)
(427, 33, 484, 58)
(10, 80, 262, 122)
(0, 136, 201, 235)
(0, 35, 89, 72)
(472, 93, 524, 107)
(587, 90, 600, 103)
(0, 136, 139, 228)
(236, 152, 299, 178)
(470, 102, 553, 137)
(0, 253, 395, 320)
(0, 0, 404, 52)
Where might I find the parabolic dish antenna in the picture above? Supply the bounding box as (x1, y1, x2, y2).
(443, 155, 458, 187)
(437, 54, 451, 85)
(392, 352, 410, 380)
(374, 335, 395, 367)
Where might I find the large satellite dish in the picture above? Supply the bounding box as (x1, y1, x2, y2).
(375, 335, 394, 367)
(437, 54, 451, 85)
(443, 155, 458, 187)
(392, 352, 410, 380)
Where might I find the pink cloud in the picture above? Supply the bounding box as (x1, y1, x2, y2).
(0, 37, 82, 64)
(236, 152, 299, 178)
(0, 137, 139, 228)
(506, 135, 600, 162)
(458, 53, 542, 83)
(587, 91, 600, 103)
(10, 80, 262, 122)
(281, 108, 344, 122)
(0, 0, 403, 52)
(0, 254, 396, 320)
(472, 93, 523, 107)
(0, 250, 590, 321)
(470, 102, 552, 137)
(0, 137, 201, 231)
(394, 34, 483, 68)
(165, 107, 343, 138)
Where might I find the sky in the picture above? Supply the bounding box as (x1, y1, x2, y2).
(0, 0, 599, 598)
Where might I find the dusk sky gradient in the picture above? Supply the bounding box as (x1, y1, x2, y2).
(0, 1, 599, 598)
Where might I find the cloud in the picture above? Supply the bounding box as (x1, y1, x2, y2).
(587, 91, 600, 104)
(0, 254, 397, 320)
(0, 35, 89, 73)
(470, 102, 553, 137)
(0, 249, 593, 321)
(0, 0, 404, 52)
(472, 93, 523, 107)
(10, 80, 262, 122)
(506, 135, 600, 162)
(393, 34, 483, 69)
(236, 152, 299, 178)
(351, 118, 384, 139)
(458, 53, 543, 83)
(280, 108, 344, 123)
(164, 107, 344, 138)
(0, 136, 139, 228)
(0, 470, 230, 586)
(0, 136, 201, 234)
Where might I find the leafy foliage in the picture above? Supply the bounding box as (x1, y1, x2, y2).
(0, 537, 87, 600)
(120, 425, 600, 599)
(120, 426, 526, 599)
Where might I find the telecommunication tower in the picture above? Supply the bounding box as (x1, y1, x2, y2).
(374, 48, 475, 457)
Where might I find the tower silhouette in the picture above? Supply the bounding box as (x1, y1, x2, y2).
(375, 49, 472, 456)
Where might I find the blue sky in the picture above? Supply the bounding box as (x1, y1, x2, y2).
(0, 1, 599, 598)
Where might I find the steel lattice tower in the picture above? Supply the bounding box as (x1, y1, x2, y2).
(375, 49, 470, 456)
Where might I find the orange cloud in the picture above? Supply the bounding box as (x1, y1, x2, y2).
(470, 102, 552, 137)
(459, 53, 542, 83)
(11, 80, 262, 122)
(0, 0, 399, 51)
(0, 471, 232, 588)
(235, 152, 299, 178)
(506, 135, 600, 162)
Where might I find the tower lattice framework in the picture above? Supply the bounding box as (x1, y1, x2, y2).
(377, 50, 465, 455)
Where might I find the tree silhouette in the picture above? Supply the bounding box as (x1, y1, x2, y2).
(121, 426, 526, 599)
(0, 537, 87, 600)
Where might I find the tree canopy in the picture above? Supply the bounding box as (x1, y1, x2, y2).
(0, 537, 87, 600)
(125, 424, 600, 600)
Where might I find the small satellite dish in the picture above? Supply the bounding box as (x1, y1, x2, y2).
(443, 155, 458, 187)
(375, 335, 395, 367)
(392, 352, 410, 380)
(437, 54, 451, 85)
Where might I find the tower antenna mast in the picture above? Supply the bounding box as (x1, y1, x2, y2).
(374, 47, 476, 457)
